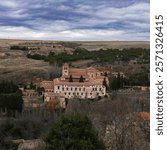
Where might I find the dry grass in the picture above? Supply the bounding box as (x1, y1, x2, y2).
(0, 39, 149, 82)
(79, 41, 150, 51)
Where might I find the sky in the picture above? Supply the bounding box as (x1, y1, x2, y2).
(0, 0, 150, 41)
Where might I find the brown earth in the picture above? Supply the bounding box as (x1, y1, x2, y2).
(79, 41, 150, 51)
(0, 56, 51, 83)
(0, 39, 150, 83)
(0, 39, 149, 50)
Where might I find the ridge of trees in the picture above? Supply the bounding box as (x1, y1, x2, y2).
(27, 47, 150, 65)
(10, 45, 28, 51)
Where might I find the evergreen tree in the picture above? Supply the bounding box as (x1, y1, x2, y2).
(69, 75, 73, 82)
(117, 72, 121, 89)
(45, 114, 106, 150)
(103, 78, 108, 90)
(0, 81, 23, 114)
(104, 72, 108, 76)
(79, 75, 84, 82)
(120, 74, 124, 88)
(110, 77, 119, 90)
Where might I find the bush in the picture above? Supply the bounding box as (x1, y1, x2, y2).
(45, 113, 106, 150)
(0, 81, 23, 114)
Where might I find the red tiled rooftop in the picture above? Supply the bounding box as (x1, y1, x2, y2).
(68, 68, 87, 77)
(134, 112, 150, 121)
(53, 78, 103, 86)
(95, 66, 112, 72)
(40, 81, 54, 89)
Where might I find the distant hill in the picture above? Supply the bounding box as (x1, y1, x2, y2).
(0, 39, 149, 51)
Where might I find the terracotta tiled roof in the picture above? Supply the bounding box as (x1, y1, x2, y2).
(40, 81, 54, 89)
(53, 78, 104, 86)
(134, 112, 150, 121)
(31, 78, 43, 84)
(68, 68, 87, 77)
(96, 76, 105, 79)
(62, 75, 89, 79)
(63, 67, 99, 78)
(86, 67, 97, 71)
(95, 66, 112, 72)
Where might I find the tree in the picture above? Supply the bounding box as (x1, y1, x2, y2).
(103, 78, 108, 90)
(0, 81, 23, 115)
(109, 73, 124, 91)
(79, 75, 84, 82)
(48, 63, 61, 80)
(44, 113, 106, 150)
(30, 81, 35, 89)
(69, 75, 73, 82)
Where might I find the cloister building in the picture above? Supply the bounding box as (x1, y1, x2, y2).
(41, 63, 108, 100)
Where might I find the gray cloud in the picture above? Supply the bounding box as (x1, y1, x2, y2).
(0, 0, 150, 41)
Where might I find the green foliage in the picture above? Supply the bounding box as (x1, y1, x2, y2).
(79, 75, 84, 82)
(69, 75, 73, 82)
(0, 81, 23, 114)
(27, 53, 46, 60)
(10, 45, 28, 51)
(27, 48, 150, 66)
(0, 93, 23, 113)
(45, 113, 106, 150)
(109, 73, 124, 90)
(127, 72, 150, 86)
(0, 118, 44, 148)
(102, 78, 108, 90)
(0, 81, 18, 94)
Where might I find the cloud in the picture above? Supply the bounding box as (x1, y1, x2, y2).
(0, 1, 18, 8)
(0, 0, 150, 41)
(0, 26, 149, 41)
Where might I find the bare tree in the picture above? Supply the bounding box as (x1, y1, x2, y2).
(47, 63, 61, 80)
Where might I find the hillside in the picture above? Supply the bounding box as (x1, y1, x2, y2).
(0, 39, 150, 83)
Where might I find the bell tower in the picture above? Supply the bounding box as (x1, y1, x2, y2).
(62, 63, 69, 76)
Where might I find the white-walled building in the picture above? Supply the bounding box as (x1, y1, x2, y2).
(41, 63, 108, 100)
